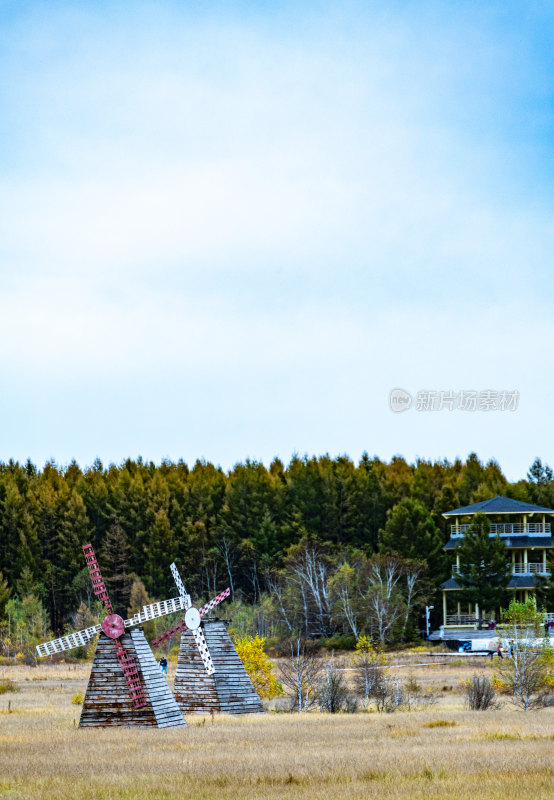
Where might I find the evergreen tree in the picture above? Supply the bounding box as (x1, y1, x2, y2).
(144, 508, 175, 596)
(457, 452, 485, 506)
(286, 456, 327, 536)
(127, 577, 155, 639)
(0, 570, 10, 617)
(356, 454, 390, 551)
(101, 521, 133, 610)
(0, 481, 39, 587)
(378, 498, 445, 585)
(526, 457, 554, 508)
(455, 513, 511, 627)
(79, 462, 110, 551)
(432, 484, 459, 538)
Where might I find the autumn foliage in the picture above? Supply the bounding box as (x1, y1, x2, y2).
(233, 634, 283, 700)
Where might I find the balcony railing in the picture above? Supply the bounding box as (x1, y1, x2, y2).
(445, 614, 478, 625)
(445, 612, 554, 627)
(512, 563, 549, 574)
(452, 563, 550, 575)
(450, 522, 551, 537)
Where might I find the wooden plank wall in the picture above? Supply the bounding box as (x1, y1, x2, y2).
(173, 626, 220, 715)
(174, 621, 264, 715)
(79, 629, 187, 728)
(131, 628, 187, 728)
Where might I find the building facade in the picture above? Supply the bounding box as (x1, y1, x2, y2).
(440, 496, 553, 628)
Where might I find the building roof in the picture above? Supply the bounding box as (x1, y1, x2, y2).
(444, 536, 552, 550)
(507, 575, 540, 589)
(441, 575, 542, 590)
(442, 496, 554, 518)
(441, 577, 461, 590)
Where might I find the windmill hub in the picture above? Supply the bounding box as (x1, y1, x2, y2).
(184, 607, 201, 631)
(102, 614, 125, 639)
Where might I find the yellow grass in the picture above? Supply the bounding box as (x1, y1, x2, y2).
(0, 662, 552, 800)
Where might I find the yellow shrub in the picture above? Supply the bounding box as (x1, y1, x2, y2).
(233, 635, 283, 700)
(490, 674, 510, 694)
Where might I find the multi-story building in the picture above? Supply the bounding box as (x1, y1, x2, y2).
(440, 496, 553, 628)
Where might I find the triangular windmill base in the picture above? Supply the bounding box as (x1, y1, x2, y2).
(174, 620, 264, 715)
(79, 628, 187, 727)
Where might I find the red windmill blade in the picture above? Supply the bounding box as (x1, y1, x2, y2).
(37, 562, 190, 659)
(82, 544, 147, 709)
(152, 579, 230, 660)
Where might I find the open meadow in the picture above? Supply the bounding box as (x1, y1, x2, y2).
(0, 657, 552, 800)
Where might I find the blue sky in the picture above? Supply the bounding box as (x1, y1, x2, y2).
(0, 1, 553, 480)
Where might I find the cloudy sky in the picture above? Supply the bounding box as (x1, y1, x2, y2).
(0, 0, 552, 479)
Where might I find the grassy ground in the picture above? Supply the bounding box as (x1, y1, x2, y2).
(0, 658, 552, 800)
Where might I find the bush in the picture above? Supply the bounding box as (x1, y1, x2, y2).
(423, 720, 456, 728)
(491, 674, 511, 694)
(233, 634, 283, 700)
(71, 691, 84, 705)
(499, 598, 554, 710)
(0, 680, 19, 694)
(319, 634, 357, 652)
(404, 676, 422, 694)
(318, 660, 357, 713)
(465, 675, 498, 710)
(280, 638, 322, 712)
(351, 636, 388, 708)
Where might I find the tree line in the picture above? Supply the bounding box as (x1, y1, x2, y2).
(0, 452, 553, 651)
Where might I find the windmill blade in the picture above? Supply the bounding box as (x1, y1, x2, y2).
(151, 613, 214, 673)
(36, 623, 102, 658)
(151, 617, 188, 648)
(170, 562, 191, 609)
(82, 544, 113, 613)
(113, 638, 147, 709)
(186, 588, 230, 673)
(124, 595, 188, 628)
(199, 587, 231, 618)
(150, 587, 230, 650)
(192, 626, 215, 675)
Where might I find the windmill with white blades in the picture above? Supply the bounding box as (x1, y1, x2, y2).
(153, 562, 264, 715)
(36, 544, 188, 727)
(151, 562, 230, 674)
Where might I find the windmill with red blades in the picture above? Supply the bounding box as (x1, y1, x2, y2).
(36, 544, 187, 728)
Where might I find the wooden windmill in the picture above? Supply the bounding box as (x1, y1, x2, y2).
(36, 544, 187, 728)
(152, 563, 264, 716)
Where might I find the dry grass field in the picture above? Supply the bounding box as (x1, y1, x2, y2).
(0, 657, 552, 800)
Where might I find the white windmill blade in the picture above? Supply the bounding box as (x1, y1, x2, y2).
(38, 595, 189, 657)
(36, 623, 102, 658)
(124, 594, 188, 628)
(192, 627, 215, 675)
(168, 562, 218, 675)
(170, 562, 191, 609)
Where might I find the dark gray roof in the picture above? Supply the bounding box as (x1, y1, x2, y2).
(442, 496, 554, 518)
(441, 577, 461, 590)
(442, 575, 541, 590)
(508, 575, 541, 589)
(444, 536, 552, 550)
